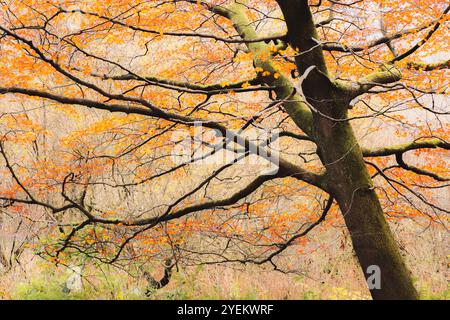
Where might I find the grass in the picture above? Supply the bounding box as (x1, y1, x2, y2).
(3, 262, 448, 300)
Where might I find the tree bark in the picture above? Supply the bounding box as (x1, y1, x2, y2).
(275, 0, 419, 300)
(313, 110, 419, 300)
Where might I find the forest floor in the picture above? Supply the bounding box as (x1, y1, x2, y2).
(1, 220, 448, 300)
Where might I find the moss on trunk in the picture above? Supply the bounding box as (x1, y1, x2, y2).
(314, 112, 419, 300)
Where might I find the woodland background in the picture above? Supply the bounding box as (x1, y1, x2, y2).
(0, 0, 448, 299)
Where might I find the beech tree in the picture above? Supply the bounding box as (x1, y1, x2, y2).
(0, 0, 448, 299)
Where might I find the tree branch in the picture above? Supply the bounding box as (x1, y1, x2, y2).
(362, 138, 449, 157)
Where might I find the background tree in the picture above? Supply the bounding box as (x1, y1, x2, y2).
(0, 0, 448, 300)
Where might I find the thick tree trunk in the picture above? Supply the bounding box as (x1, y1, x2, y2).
(314, 113, 419, 300)
(234, 0, 419, 300)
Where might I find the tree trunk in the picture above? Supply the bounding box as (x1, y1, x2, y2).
(274, 0, 418, 299)
(314, 111, 419, 300)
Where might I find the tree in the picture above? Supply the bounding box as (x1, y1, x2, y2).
(0, 0, 448, 300)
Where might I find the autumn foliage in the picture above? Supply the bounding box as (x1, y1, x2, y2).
(0, 0, 448, 300)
